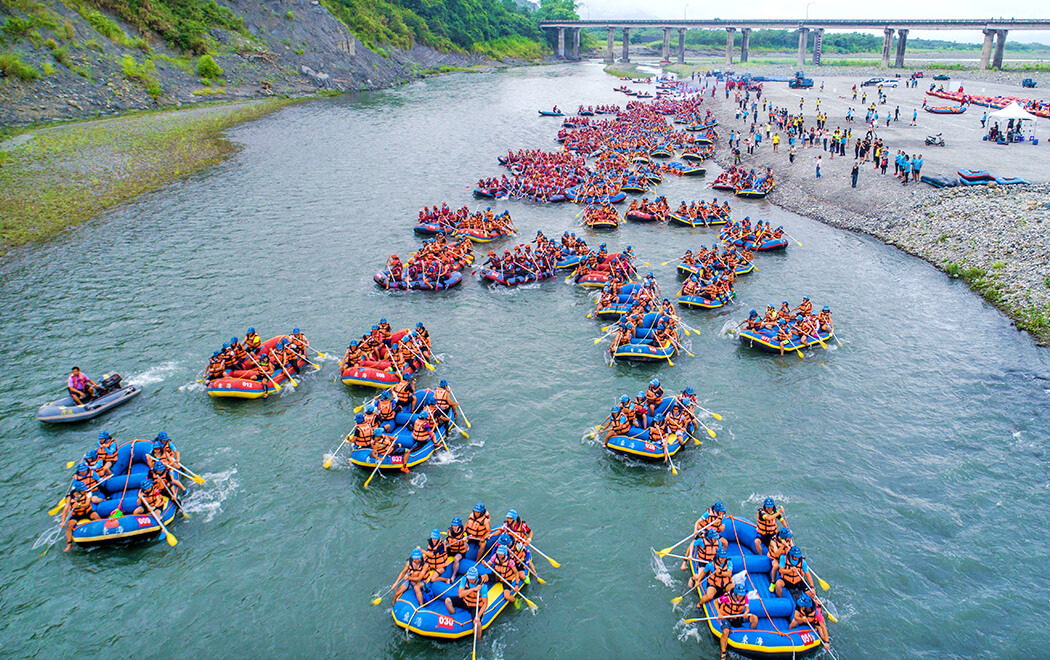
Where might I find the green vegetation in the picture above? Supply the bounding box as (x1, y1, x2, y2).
(0, 50, 40, 80)
(603, 62, 646, 78)
(40, 60, 54, 74)
(285, 10, 294, 20)
(0, 98, 299, 251)
(119, 53, 162, 97)
(474, 34, 542, 60)
(195, 53, 222, 80)
(321, 0, 554, 57)
(3, 16, 35, 38)
(85, 0, 245, 54)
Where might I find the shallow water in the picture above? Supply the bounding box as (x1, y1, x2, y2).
(1, 62, 1048, 659)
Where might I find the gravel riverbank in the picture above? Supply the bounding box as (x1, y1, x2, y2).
(688, 66, 1050, 344)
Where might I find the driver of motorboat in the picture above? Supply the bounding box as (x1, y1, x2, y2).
(67, 366, 96, 404)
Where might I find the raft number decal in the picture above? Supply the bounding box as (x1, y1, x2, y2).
(644, 442, 656, 452)
(390, 455, 404, 464)
(137, 517, 153, 525)
(800, 632, 814, 644)
(437, 615, 454, 629)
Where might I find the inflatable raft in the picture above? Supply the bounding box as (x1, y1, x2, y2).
(612, 314, 678, 363)
(692, 517, 824, 657)
(604, 399, 692, 460)
(566, 188, 627, 205)
(678, 261, 754, 278)
(538, 110, 564, 117)
(730, 237, 788, 251)
(340, 328, 423, 388)
(37, 375, 141, 424)
(678, 290, 735, 309)
(349, 393, 449, 472)
(207, 336, 306, 398)
(70, 440, 182, 546)
(373, 271, 463, 291)
(669, 213, 728, 228)
(595, 282, 644, 319)
(454, 228, 512, 243)
(625, 209, 663, 223)
(478, 267, 554, 286)
(924, 105, 966, 114)
(413, 222, 453, 236)
(736, 188, 769, 199)
(738, 327, 834, 353)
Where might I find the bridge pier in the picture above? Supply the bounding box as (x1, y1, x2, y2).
(725, 27, 735, 66)
(813, 28, 824, 65)
(606, 26, 615, 64)
(796, 27, 809, 68)
(571, 27, 580, 60)
(662, 28, 671, 61)
(993, 29, 1008, 69)
(678, 28, 686, 64)
(740, 27, 750, 63)
(881, 28, 894, 67)
(979, 29, 995, 69)
(556, 27, 565, 58)
(894, 28, 908, 68)
(621, 27, 630, 62)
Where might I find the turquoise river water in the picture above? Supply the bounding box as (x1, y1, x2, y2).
(1, 62, 1048, 659)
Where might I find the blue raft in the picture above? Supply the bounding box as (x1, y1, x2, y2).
(70, 440, 182, 546)
(692, 517, 824, 657)
(612, 312, 678, 363)
(349, 392, 450, 472)
(678, 261, 753, 278)
(738, 328, 834, 353)
(392, 531, 527, 639)
(374, 271, 463, 291)
(678, 290, 735, 309)
(604, 399, 692, 460)
(478, 268, 554, 287)
(595, 282, 644, 320)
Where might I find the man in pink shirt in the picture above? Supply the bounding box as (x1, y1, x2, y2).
(67, 366, 96, 404)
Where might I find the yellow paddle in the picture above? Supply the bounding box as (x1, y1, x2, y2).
(141, 495, 177, 547)
(669, 583, 694, 605)
(322, 433, 351, 469)
(505, 529, 560, 568)
(813, 593, 838, 623)
(246, 353, 281, 392)
(661, 434, 678, 475)
(481, 559, 538, 610)
(48, 497, 66, 517)
(65, 460, 76, 469)
(447, 389, 471, 428)
(370, 578, 406, 606)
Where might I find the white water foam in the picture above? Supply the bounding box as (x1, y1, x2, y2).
(674, 618, 702, 644)
(182, 467, 238, 523)
(743, 492, 792, 507)
(322, 453, 350, 471)
(650, 549, 676, 587)
(719, 319, 741, 338)
(32, 525, 62, 550)
(409, 472, 428, 489)
(127, 361, 179, 387)
(178, 381, 206, 393)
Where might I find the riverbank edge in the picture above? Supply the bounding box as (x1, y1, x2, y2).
(0, 96, 305, 254)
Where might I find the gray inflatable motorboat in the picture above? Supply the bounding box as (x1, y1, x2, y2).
(37, 373, 141, 423)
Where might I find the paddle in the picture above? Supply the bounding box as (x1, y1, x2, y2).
(363, 439, 401, 489)
(654, 520, 713, 558)
(403, 341, 436, 372)
(660, 432, 679, 475)
(480, 559, 538, 610)
(141, 494, 177, 547)
(679, 614, 723, 623)
(162, 461, 205, 486)
(504, 529, 560, 568)
(286, 346, 322, 369)
(447, 388, 471, 429)
(273, 352, 300, 388)
(674, 398, 717, 439)
(176, 462, 206, 485)
(353, 393, 381, 414)
(370, 578, 406, 606)
(693, 403, 723, 422)
(471, 597, 481, 660)
(812, 593, 839, 624)
(161, 481, 190, 520)
(307, 345, 329, 359)
(245, 353, 282, 392)
(669, 582, 695, 605)
(322, 433, 352, 469)
(668, 334, 695, 358)
(783, 230, 803, 247)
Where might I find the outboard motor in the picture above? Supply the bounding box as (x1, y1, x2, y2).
(98, 373, 123, 393)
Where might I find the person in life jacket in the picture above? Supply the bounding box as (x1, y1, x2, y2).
(794, 296, 813, 317)
(61, 481, 102, 551)
(648, 413, 668, 448)
(410, 411, 435, 450)
(148, 460, 185, 497)
(774, 545, 815, 598)
(501, 509, 532, 546)
(414, 321, 431, 353)
(754, 497, 788, 554)
(465, 503, 491, 559)
(72, 460, 102, 493)
(392, 377, 416, 413)
(695, 500, 729, 539)
(243, 327, 261, 354)
(645, 378, 664, 417)
(230, 337, 249, 368)
(341, 341, 364, 370)
(431, 379, 458, 423)
(393, 548, 431, 604)
(817, 306, 833, 334)
(96, 432, 119, 474)
(288, 328, 308, 358)
(422, 528, 452, 583)
(375, 390, 397, 431)
(631, 391, 648, 428)
(446, 516, 469, 578)
(206, 351, 226, 382)
(370, 430, 410, 474)
(788, 593, 829, 643)
(603, 404, 631, 443)
(133, 479, 168, 516)
(67, 366, 96, 404)
(444, 566, 488, 632)
(680, 527, 721, 573)
(745, 310, 763, 332)
(83, 448, 111, 479)
(376, 319, 392, 342)
(716, 584, 758, 660)
(766, 528, 794, 584)
(153, 431, 180, 466)
(349, 413, 374, 449)
(693, 547, 735, 603)
(486, 545, 520, 603)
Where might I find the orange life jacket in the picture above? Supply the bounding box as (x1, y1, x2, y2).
(447, 526, 468, 555)
(70, 491, 93, 518)
(412, 417, 432, 444)
(465, 512, 489, 541)
(780, 555, 805, 582)
(491, 554, 517, 582)
(460, 580, 482, 607)
(406, 558, 427, 582)
(353, 422, 374, 447)
(377, 398, 395, 420)
(393, 380, 413, 404)
(722, 593, 748, 617)
(756, 507, 780, 535)
(709, 557, 732, 591)
(424, 540, 448, 573)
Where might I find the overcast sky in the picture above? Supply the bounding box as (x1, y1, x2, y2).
(574, 1, 1050, 45)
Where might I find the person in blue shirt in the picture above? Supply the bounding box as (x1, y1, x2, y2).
(445, 565, 489, 626)
(773, 546, 816, 597)
(912, 154, 923, 182)
(692, 548, 734, 605)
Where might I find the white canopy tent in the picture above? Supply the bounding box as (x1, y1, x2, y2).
(987, 101, 1038, 143)
(988, 101, 1038, 121)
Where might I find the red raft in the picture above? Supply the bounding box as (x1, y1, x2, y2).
(206, 336, 307, 399)
(340, 328, 423, 389)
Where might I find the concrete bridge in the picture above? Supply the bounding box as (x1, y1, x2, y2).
(539, 19, 1050, 69)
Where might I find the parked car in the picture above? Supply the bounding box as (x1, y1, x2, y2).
(860, 77, 883, 87)
(881, 79, 899, 87)
(1022, 78, 1037, 88)
(910, 71, 925, 79)
(933, 74, 951, 81)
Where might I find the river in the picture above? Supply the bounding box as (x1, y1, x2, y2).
(1, 62, 1048, 659)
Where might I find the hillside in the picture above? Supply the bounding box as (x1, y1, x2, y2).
(0, 0, 561, 125)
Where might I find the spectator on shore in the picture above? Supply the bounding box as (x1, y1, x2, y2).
(815, 155, 822, 178)
(851, 161, 859, 188)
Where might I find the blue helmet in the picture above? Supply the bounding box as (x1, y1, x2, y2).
(157, 432, 169, 442)
(790, 546, 802, 558)
(416, 322, 424, 328)
(778, 528, 793, 540)
(411, 548, 423, 560)
(366, 404, 376, 414)
(685, 386, 694, 395)
(439, 379, 449, 387)
(466, 566, 480, 581)
(763, 497, 775, 508)
(620, 394, 630, 403)
(749, 309, 758, 316)
(141, 480, 154, 491)
(248, 327, 255, 333)
(498, 533, 513, 547)
(693, 537, 704, 546)
(716, 548, 728, 559)
(611, 406, 620, 414)
(75, 462, 89, 474)
(797, 594, 814, 609)
(506, 509, 518, 521)
(379, 319, 386, 324)
(651, 378, 660, 387)
(430, 528, 441, 540)
(823, 305, 830, 311)
(654, 413, 664, 422)
(98, 431, 111, 440)
(212, 351, 220, 358)
(293, 327, 300, 334)
(230, 337, 238, 344)
(733, 583, 747, 596)
(223, 343, 231, 349)
(705, 528, 719, 540)
(355, 414, 364, 423)
(473, 503, 485, 514)
(72, 481, 89, 492)
(153, 462, 167, 474)
(153, 440, 164, 451)
(636, 391, 645, 399)
(451, 516, 463, 527)
(86, 449, 98, 461)
(713, 501, 726, 513)
(371, 325, 379, 331)
(496, 545, 508, 556)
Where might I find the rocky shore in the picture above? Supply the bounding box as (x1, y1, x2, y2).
(695, 66, 1050, 344)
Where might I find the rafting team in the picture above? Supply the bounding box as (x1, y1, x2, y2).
(60, 431, 183, 551)
(383, 236, 474, 288)
(480, 237, 561, 279)
(392, 505, 537, 630)
(720, 217, 785, 245)
(494, 149, 587, 202)
(417, 203, 516, 237)
(678, 499, 830, 658)
(743, 298, 835, 353)
(607, 273, 683, 352)
(598, 381, 698, 443)
(204, 328, 309, 385)
(570, 242, 636, 283)
(341, 319, 432, 373)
